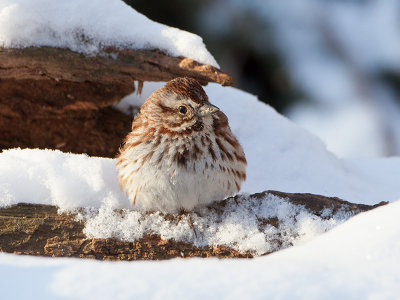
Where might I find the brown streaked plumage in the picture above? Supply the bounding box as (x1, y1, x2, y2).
(116, 77, 246, 213)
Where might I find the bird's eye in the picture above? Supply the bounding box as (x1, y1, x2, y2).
(178, 106, 187, 114)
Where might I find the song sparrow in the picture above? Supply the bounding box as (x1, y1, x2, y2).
(116, 77, 246, 213)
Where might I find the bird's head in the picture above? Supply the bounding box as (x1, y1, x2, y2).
(140, 77, 220, 133)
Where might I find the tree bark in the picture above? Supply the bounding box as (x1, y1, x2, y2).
(0, 47, 233, 114)
(0, 106, 132, 157)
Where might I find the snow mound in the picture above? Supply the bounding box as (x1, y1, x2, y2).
(0, 0, 218, 67)
(0, 148, 126, 211)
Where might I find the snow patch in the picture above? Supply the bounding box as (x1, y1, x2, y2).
(0, 0, 218, 67)
(0, 148, 127, 211)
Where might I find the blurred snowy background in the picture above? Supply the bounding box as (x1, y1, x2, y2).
(127, 0, 400, 158)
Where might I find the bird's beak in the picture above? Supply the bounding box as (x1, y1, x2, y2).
(198, 102, 220, 117)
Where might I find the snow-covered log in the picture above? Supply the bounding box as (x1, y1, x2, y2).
(0, 191, 386, 260)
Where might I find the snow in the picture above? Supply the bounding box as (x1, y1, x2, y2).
(288, 103, 387, 157)
(270, 0, 400, 157)
(0, 148, 127, 211)
(0, 0, 218, 67)
(1, 199, 400, 299)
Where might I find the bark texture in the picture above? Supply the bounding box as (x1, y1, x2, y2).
(0, 191, 386, 261)
(0, 106, 132, 157)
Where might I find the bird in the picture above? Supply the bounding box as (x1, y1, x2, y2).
(116, 77, 246, 213)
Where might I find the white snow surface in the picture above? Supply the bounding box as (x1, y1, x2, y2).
(0, 0, 218, 67)
(1, 199, 400, 299)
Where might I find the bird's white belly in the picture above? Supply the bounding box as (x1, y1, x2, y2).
(127, 159, 236, 213)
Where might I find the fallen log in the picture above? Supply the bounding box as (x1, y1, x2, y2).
(0, 191, 386, 261)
